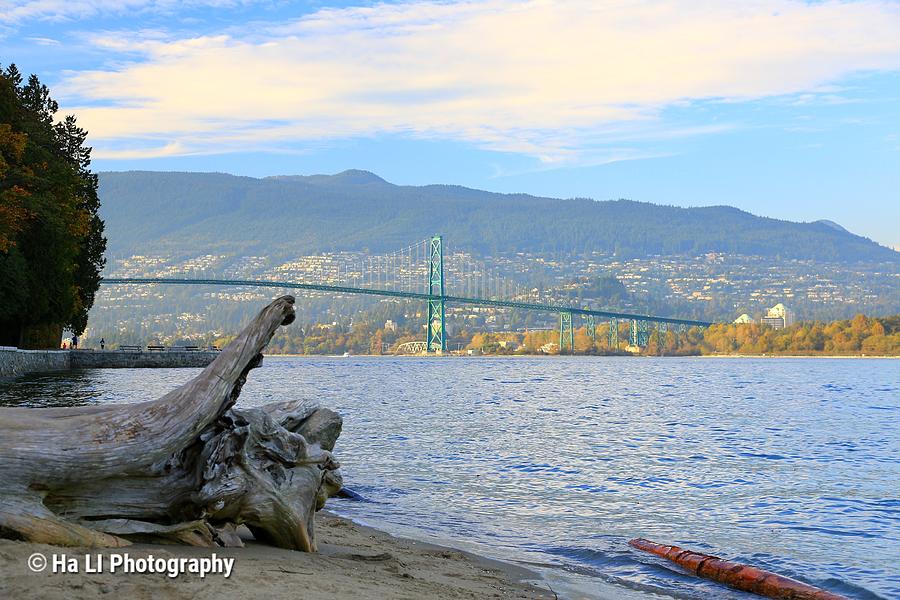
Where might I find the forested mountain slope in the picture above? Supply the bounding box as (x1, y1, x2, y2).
(98, 170, 897, 263)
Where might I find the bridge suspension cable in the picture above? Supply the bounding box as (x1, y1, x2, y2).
(99, 234, 711, 354)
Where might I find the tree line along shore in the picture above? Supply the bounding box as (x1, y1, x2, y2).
(85, 313, 899, 357)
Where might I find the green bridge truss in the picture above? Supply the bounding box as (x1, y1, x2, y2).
(426, 235, 446, 352)
(101, 235, 712, 353)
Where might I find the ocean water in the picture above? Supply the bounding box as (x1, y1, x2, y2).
(2, 356, 898, 599)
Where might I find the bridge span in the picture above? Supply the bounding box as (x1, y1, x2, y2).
(101, 235, 712, 353)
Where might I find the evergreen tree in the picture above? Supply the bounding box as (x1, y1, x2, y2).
(0, 63, 106, 347)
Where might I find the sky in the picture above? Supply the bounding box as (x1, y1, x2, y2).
(1, 0, 899, 248)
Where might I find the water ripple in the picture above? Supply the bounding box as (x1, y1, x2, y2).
(2, 356, 898, 599)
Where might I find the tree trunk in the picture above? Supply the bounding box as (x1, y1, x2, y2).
(628, 538, 847, 600)
(0, 295, 343, 551)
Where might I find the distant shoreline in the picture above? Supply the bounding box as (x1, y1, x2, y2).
(696, 354, 898, 359)
(262, 353, 898, 359)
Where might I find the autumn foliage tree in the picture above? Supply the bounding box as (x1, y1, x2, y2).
(0, 64, 106, 347)
(697, 315, 899, 356)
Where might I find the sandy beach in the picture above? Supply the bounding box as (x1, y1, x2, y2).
(0, 512, 553, 600)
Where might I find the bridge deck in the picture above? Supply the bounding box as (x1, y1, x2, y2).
(100, 277, 712, 327)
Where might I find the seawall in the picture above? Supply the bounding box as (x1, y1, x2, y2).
(0, 346, 71, 379)
(70, 350, 218, 369)
(0, 347, 218, 379)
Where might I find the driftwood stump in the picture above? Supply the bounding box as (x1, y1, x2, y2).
(0, 296, 343, 551)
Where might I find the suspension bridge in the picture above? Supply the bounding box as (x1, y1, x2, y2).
(101, 235, 712, 353)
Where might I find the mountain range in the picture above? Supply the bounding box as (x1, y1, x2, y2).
(98, 170, 898, 264)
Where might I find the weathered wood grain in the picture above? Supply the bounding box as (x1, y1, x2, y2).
(0, 296, 343, 551)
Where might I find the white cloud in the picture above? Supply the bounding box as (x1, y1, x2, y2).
(91, 141, 188, 159)
(0, 0, 259, 23)
(25, 35, 60, 45)
(54, 0, 900, 162)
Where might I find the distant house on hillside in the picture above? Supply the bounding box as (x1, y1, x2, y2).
(498, 340, 519, 351)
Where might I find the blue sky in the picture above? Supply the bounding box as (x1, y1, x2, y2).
(2, 0, 899, 249)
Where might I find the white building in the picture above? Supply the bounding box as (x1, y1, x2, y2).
(761, 303, 794, 329)
(733, 313, 754, 324)
(539, 342, 559, 354)
(767, 303, 794, 326)
(498, 340, 519, 351)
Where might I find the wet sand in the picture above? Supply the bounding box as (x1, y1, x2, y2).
(0, 512, 553, 600)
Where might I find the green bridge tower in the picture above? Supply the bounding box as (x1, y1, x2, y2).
(426, 235, 446, 353)
(630, 319, 650, 347)
(608, 317, 618, 350)
(559, 312, 574, 354)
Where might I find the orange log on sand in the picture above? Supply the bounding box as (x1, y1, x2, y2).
(628, 538, 848, 600)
